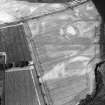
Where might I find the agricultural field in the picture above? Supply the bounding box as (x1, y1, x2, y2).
(28, 1, 101, 105)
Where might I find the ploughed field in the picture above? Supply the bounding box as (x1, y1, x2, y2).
(5, 67, 39, 105)
(0, 81, 3, 97)
(0, 24, 31, 64)
(28, 1, 101, 105)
